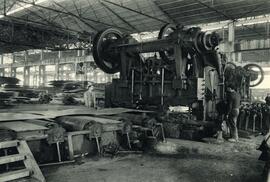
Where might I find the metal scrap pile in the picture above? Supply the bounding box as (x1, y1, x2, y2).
(49, 80, 91, 105)
(98, 112, 165, 151)
(4, 88, 51, 104)
(0, 91, 15, 108)
(38, 93, 53, 104)
(0, 76, 20, 87)
(0, 76, 51, 105)
(49, 80, 90, 93)
(158, 112, 211, 140)
(0, 77, 18, 107)
(62, 94, 81, 105)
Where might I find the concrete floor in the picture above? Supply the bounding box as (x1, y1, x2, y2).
(42, 138, 265, 182)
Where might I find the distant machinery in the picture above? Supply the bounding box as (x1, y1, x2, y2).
(224, 62, 264, 101)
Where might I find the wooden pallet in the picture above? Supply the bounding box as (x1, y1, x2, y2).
(0, 140, 45, 182)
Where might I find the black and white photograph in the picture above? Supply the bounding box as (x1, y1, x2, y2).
(0, 0, 269, 181)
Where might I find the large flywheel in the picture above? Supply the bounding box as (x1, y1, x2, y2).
(244, 63, 264, 87)
(158, 24, 176, 64)
(92, 28, 123, 74)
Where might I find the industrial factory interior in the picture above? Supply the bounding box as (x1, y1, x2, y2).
(1, 0, 270, 181)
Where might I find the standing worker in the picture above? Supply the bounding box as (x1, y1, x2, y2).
(84, 85, 94, 108)
(215, 100, 228, 143)
(264, 93, 270, 131)
(84, 86, 89, 107)
(226, 85, 241, 142)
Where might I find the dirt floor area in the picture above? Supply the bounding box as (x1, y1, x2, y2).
(1, 104, 266, 182)
(42, 138, 265, 182)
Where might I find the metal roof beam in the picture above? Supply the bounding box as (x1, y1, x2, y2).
(100, 1, 139, 32)
(53, 1, 97, 32)
(5, 15, 84, 35)
(152, 0, 177, 25)
(102, 0, 169, 24)
(155, 0, 186, 7)
(193, 0, 267, 39)
(6, 0, 18, 13)
(167, 2, 265, 17)
(16, 2, 64, 33)
(0, 17, 87, 52)
(16, 0, 132, 32)
(193, 0, 232, 20)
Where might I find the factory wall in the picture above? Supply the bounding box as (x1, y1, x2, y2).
(0, 49, 118, 88)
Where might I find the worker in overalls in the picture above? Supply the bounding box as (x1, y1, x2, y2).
(214, 99, 229, 143)
(258, 94, 270, 180)
(84, 85, 94, 108)
(226, 85, 241, 142)
(264, 93, 270, 132)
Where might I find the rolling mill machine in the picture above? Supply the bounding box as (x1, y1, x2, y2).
(92, 24, 265, 140)
(93, 24, 224, 121)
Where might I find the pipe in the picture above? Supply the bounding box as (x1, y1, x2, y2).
(131, 69, 134, 104)
(161, 68, 165, 106)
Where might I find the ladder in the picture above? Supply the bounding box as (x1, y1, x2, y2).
(0, 140, 45, 182)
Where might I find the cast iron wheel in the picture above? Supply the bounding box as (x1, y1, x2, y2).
(243, 63, 264, 87)
(158, 24, 176, 64)
(92, 28, 123, 74)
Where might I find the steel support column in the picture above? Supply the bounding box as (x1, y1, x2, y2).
(0, 55, 3, 65)
(0, 68, 5, 77)
(0, 55, 4, 76)
(55, 51, 62, 80)
(23, 66, 30, 86)
(39, 65, 46, 87)
(77, 49, 82, 57)
(40, 50, 44, 60)
(11, 68, 16, 77)
(23, 51, 30, 86)
(227, 22, 236, 62)
(59, 64, 64, 80)
(94, 70, 97, 83)
(55, 64, 60, 80)
(10, 53, 16, 77)
(82, 61, 86, 81)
